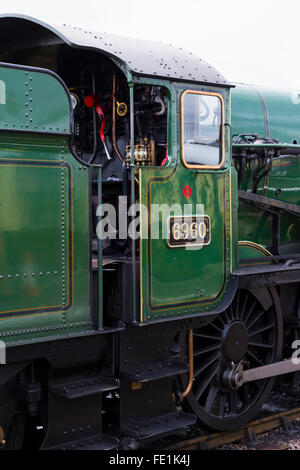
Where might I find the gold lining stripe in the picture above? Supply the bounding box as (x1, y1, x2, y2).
(0, 160, 74, 316)
(180, 90, 226, 170)
(147, 173, 228, 310)
(239, 241, 273, 257)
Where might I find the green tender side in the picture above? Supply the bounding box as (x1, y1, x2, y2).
(0, 64, 91, 343)
(231, 83, 300, 252)
(139, 80, 234, 322)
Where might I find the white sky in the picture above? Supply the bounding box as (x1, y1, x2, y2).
(0, 0, 299, 90)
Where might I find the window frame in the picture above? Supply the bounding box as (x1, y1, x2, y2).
(180, 90, 225, 170)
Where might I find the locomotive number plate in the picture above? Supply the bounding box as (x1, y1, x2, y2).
(168, 215, 210, 248)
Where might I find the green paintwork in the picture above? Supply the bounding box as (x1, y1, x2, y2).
(238, 243, 272, 266)
(0, 65, 70, 135)
(231, 84, 300, 253)
(0, 64, 91, 343)
(139, 79, 233, 322)
(232, 84, 300, 143)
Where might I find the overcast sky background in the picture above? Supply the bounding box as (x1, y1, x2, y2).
(0, 0, 299, 90)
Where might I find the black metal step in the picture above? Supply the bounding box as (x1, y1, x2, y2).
(121, 361, 188, 383)
(121, 411, 196, 440)
(43, 434, 119, 450)
(52, 376, 120, 399)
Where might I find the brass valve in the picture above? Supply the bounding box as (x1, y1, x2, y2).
(125, 137, 156, 169)
(117, 101, 128, 117)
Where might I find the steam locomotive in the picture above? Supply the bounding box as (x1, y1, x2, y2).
(0, 13, 299, 449)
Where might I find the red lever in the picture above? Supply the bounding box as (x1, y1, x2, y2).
(161, 146, 168, 166)
(84, 95, 112, 160)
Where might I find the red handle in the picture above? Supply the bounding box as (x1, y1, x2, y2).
(84, 95, 106, 142)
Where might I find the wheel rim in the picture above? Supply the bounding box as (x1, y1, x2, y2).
(182, 289, 282, 430)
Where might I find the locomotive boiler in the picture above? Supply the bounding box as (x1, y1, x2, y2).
(0, 13, 299, 449)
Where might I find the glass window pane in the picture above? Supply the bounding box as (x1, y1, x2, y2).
(183, 93, 222, 167)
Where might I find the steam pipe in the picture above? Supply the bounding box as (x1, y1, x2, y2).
(112, 73, 124, 162)
(181, 329, 194, 400)
(155, 94, 166, 116)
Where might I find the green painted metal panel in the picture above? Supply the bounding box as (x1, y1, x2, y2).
(238, 242, 272, 266)
(232, 84, 300, 253)
(238, 202, 300, 251)
(0, 64, 71, 135)
(261, 87, 300, 143)
(0, 132, 91, 342)
(139, 82, 232, 322)
(231, 85, 266, 139)
(232, 84, 300, 143)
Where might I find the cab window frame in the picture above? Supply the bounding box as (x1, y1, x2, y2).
(180, 90, 225, 170)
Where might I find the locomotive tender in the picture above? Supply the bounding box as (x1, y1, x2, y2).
(0, 13, 300, 449)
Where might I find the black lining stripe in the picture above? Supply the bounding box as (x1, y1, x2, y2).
(0, 159, 73, 317)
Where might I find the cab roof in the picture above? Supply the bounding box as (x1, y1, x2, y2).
(0, 14, 233, 88)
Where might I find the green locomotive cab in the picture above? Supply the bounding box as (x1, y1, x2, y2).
(0, 14, 236, 333)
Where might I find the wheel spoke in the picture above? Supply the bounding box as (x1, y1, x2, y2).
(229, 304, 235, 320)
(218, 393, 226, 418)
(229, 391, 238, 414)
(224, 310, 231, 323)
(210, 323, 223, 333)
(246, 310, 265, 330)
(248, 323, 275, 337)
(248, 341, 274, 349)
(218, 316, 226, 328)
(204, 386, 218, 412)
(242, 383, 250, 406)
(194, 352, 220, 377)
(234, 290, 240, 319)
(194, 333, 222, 342)
(240, 291, 249, 321)
(194, 344, 220, 357)
(253, 380, 264, 391)
(243, 299, 257, 325)
(246, 349, 264, 366)
(194, 366, 218, 401)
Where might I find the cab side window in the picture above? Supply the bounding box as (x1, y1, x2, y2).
(182, 92, 224, 168)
